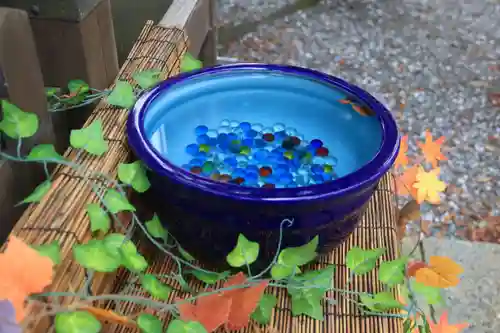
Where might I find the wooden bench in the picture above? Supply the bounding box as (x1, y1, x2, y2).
(6, 10, 403, 333)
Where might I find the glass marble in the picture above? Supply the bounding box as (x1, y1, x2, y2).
(184, 121, 339, 188)
(195, 125, 208, 136)
(273, 123, 286, 132)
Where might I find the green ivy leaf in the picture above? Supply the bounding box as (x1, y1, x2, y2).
(86, 203, 111, 233)
(178, 246, 195, 262)
(346, 247, 385, 275)
(251, 294, 277, 325)
(412, 281, 444, 306)
(290, 292, 324, 321)
(122, 252, 148, 273)
(32, 240, 61, 265)
(133, 69, 162, 90)
(270, 263, 300, 280)
(141, 274, 172, 300)
(20, 180, 51, 205)
(166, 319, 207, 333)
(69, 119, 108, 156)
(73, 239, 122, 272)
(180, 53, 203, 73)
(55, 311, 101, 333)
(190, 270, 230, 284)
(0, 100, 39, 139)
(292, 265, 335, 293)
(378, 257, 408, 287)
(178, 274, 193, 293)
(104, 233, 148, 272)
(27, 144, 65, 162)
(278, 236, 319, 267)
(103, 189, 136, 214)
(359, 292, 403, 312)
(145, 214, 166, 239)
(118, 161, 151, 193)
(107, 81, 136, 108)
(137, 313, 163, 333)
(226, 234, 260, 267)
(68, 79, 90, 95)
(46, 87, 61, 97)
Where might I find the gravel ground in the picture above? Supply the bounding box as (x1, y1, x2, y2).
(216, 0, 500, 237)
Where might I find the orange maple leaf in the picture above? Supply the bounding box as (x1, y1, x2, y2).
(415, 256, 463, 289)
(412, 167, 446, 204)
(0, 236, 53, 322)
(395, 165, 419, 198)
(395, 135, 409, 169)
(177, 291, 232, 332)
(417, 130, 447, 168)
(222, 272, 269, 330)
(428, 311, 469, 333)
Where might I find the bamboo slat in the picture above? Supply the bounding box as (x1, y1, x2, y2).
(6, 21, 188, 333)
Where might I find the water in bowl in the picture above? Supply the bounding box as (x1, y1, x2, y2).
(144, 70, 382, 188)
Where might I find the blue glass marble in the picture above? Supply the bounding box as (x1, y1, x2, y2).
(252, 123, 263, 132)
(242, 138, 254, 147)
(195, 125, 208, 136)
(189, 158, 204, 167)
(183, 120, 342, 188)
(310, 139, 323, 148)
(273, 123, 285, 132)
(311, 164, 323, 175)
(218, 126, 232, 134)
(186, 143, 199, 156)
(239, 121, 252, 132)
(206, 130, 218, 138)
(196, 134, 210, 145)
(224, 156, 237, 167)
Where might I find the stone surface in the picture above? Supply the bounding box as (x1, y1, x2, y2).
(403, 237, 500, 333)
(216, 0, 500, 237)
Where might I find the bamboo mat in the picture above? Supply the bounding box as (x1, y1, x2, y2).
(6, 21, 404, 333)
(6, 21, 188, 333)
(105, 175, 403, 333)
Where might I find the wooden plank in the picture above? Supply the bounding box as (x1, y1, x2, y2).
(0, 8, 55, 243)
(158, 0, 212, 57)
(29, 0, 119, 151)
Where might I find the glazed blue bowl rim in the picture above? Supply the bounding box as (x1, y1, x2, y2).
(127, 63, 400, 201)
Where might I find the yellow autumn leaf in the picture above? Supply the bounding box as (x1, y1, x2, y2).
(412, 167, 446, 204)
(415, 256, 463, 288)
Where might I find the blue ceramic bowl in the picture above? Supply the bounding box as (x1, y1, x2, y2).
(127, 64, 399, 266)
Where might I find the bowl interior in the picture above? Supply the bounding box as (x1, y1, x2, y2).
(143, 69, 383, 178)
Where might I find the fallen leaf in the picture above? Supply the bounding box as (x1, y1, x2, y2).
(397, 200, 421, 239)
(395, 165, 419, 198)
(222, 273, 269, 330)
(413, 167, 446, 204)
(417, 130, 447, 168)
(415, 256, 463, 288)
(395, 135, 409, 169)
(406, 260, 428, 277)
(177, 291, 232, 332)
(428, 311, 469, 333)
(81, 306, 134, 327)
(0, 236, 53, 322)
(488, 92, 500, 106)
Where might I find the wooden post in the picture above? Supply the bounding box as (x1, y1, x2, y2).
(159, 0, 218, 66)
(0, 0, 119, 150)
(0, 8, 55, 244)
